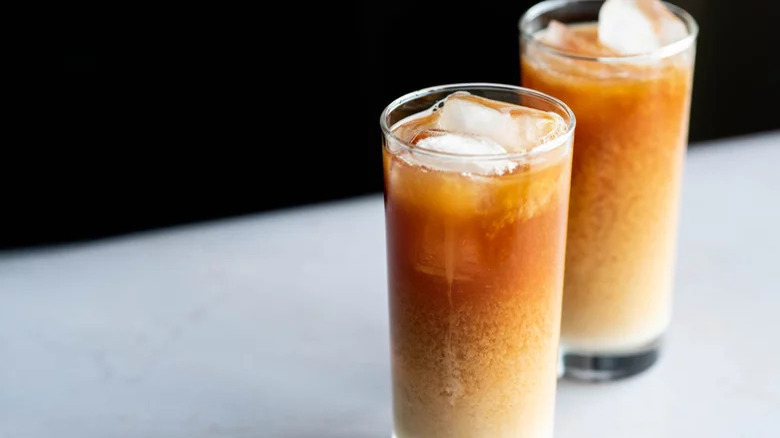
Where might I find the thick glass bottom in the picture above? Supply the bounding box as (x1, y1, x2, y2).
(562, 338, 661, 382)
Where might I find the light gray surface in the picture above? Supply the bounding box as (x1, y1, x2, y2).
(1, 132, 779, 438)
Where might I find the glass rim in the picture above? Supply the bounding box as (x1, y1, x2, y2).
(379, 83, 576, 161)
(519, 0, 699, 63)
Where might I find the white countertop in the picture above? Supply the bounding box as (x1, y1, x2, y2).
(1, 132, 779, 438)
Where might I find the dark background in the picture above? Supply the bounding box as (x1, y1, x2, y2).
(11, 1, 779, 248)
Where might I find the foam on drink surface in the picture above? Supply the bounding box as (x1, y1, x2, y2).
(390, 92, 566, 176)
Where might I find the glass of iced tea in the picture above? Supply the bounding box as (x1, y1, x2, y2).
(381, 83, 575, 438)
(520, 0, 698, 380)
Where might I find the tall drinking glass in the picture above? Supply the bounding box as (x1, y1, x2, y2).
(381, 83, 575, 437)
(520, 0, 698, 380)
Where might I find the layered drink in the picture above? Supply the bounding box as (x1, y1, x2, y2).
(381, 84, 575, 437)
(520, 0, 697, 379)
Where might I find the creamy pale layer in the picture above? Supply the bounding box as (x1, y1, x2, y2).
(384, 104, 571, 436)
(522, 24, 694, 353)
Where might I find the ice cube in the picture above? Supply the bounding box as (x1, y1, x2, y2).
(598, 0, 688, 55)
(408, 129, 517, 175)
(413, 129, 506, 156)
(437, 92, 565, 153)
(540, 20, 612, 56)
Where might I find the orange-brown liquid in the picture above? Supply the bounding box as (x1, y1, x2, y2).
(522, 24, 694, 352)
(384, 102, 572, 437)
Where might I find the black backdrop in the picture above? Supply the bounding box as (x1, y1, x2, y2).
(11, 0, 779, 248)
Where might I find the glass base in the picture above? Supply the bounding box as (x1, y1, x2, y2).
(562, 338, 661, 382)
